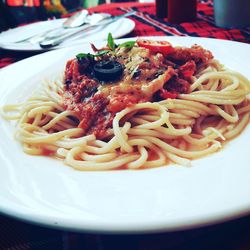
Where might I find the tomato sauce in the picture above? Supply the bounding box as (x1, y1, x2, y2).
(62, 41, 213, 138)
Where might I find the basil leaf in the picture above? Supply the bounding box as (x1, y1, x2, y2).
(76, 53, 93, 60)
(118, 41, 135, 49)
(76, 50, 109, 60)
(107, 32, 116, 51)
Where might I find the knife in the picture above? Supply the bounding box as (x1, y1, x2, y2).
(39, 11, 136, 49)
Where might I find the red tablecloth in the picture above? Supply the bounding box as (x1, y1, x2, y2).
(88, 1, 250, 42)
(0, 1, 250, 250)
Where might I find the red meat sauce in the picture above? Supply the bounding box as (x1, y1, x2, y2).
(62, 43, 213, 138)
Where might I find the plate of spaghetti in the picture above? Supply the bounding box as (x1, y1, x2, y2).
(0, 36, 250, 232)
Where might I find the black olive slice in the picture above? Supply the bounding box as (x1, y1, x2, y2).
(93, 60, 123, 82)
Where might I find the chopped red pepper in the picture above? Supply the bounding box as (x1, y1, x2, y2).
(179, 60, 196, 80)
(160, 89, 178, 99)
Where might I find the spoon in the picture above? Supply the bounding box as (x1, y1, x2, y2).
(39, 11, 136, 49)
(63, 9, 89, 28)
(37, 13, 111, 44)
(15, 9, 89, 44)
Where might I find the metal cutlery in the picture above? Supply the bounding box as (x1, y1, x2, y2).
(14, 9, 89, 44)
(39, 11, 136, 49)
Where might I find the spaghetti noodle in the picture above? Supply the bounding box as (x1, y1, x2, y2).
(2, 37, 250, 170)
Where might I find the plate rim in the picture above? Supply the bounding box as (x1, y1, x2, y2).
(0, 36, 250, 233)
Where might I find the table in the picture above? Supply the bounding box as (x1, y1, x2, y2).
(1, 1, 249, 69)
(0, 1, 250, 249)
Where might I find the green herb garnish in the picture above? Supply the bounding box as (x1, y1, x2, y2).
(107, 33, 135, 50)
(76, 50, 109, 60)
(118, 41, 135, 49)
(107, 32, 116, 51)
(76, 53, 92, 60)
(76, 33, 135, 60)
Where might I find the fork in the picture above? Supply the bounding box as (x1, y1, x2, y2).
(14, 9, 89, 44)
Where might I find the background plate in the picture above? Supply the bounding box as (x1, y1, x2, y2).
(0, 37, 250, 233)
(0, 17, 135, 51)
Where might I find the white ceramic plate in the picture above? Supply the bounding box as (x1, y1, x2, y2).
(0, 37, 250, 233)
(0, 17, 135, 51)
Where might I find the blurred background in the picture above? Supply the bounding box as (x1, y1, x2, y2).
(0, 0, 151, 31)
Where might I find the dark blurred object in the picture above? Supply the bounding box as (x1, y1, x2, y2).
(0, 0, 49, 31)
(0, 213, 250, 250)
(0, 0, 87, 31)
(156, 0, 168, 18)
(214, 0, 250, 28)
(168, 0, 197, 24)
(0, 1, 9, 31)
(61, 0, 83, 11)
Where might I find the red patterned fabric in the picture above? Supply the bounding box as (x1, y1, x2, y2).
(88, 2, 250, 43)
